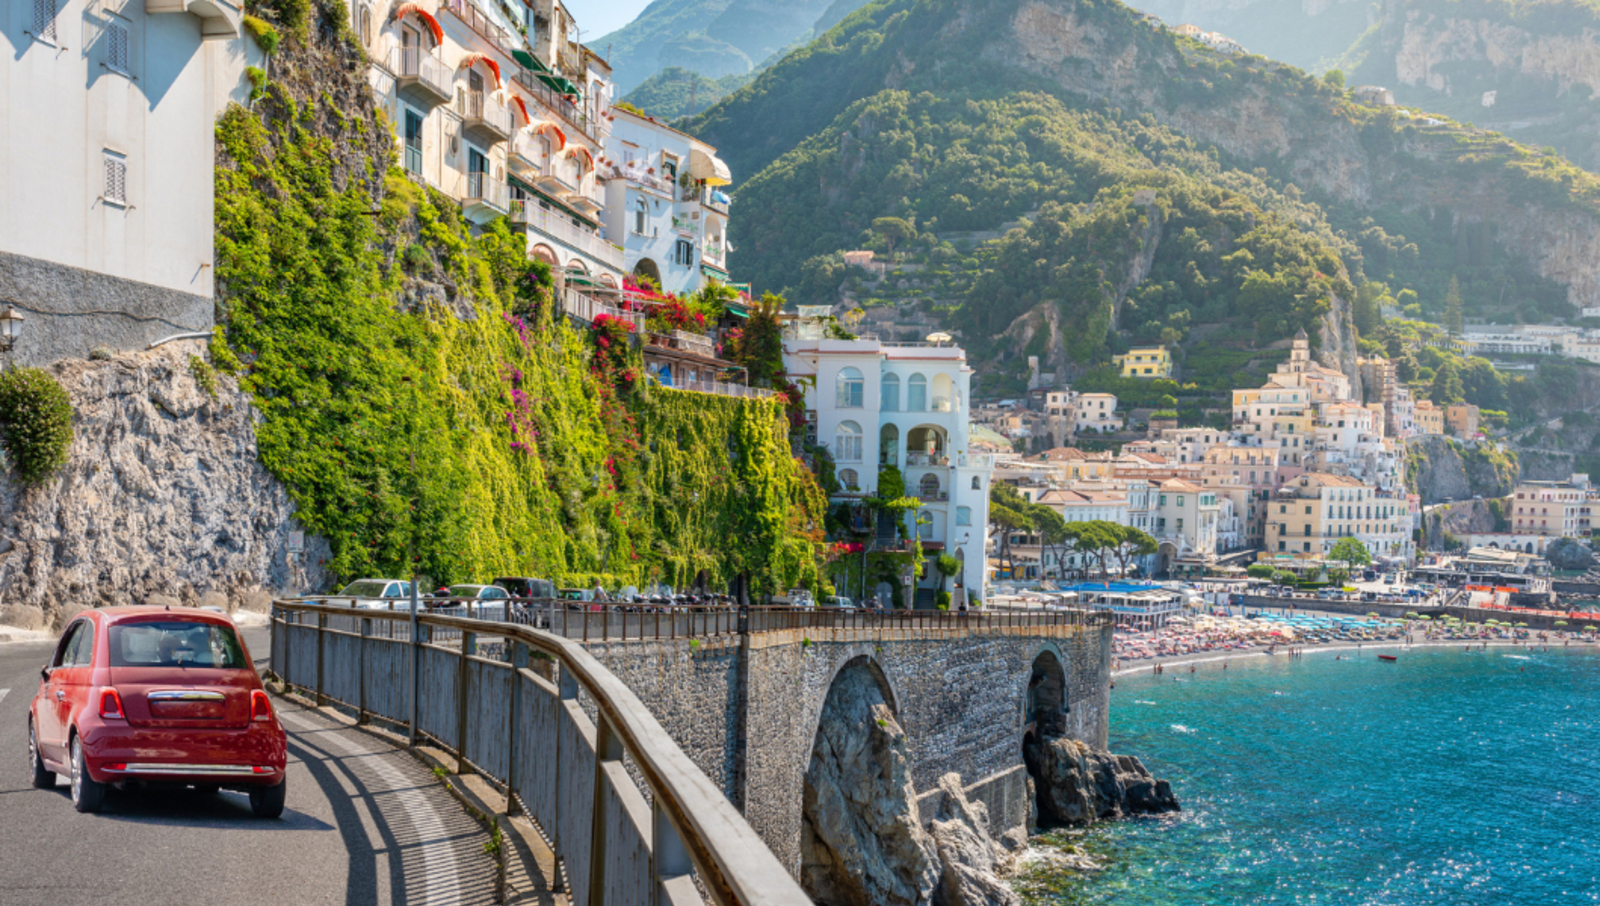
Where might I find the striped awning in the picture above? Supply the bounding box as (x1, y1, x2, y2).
(391, 2, 441, 44)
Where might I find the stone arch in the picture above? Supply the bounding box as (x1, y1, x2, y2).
(530, 244, 558, 266)
(632, 258, 662, 286)
(1157, 541, 1178, 577)
(1024, 646, 1069, 741)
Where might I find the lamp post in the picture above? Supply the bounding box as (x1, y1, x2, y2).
(0, 306, 25, 357)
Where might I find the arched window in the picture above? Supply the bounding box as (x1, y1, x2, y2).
(881, 372, 900, 411)
(835, 420, 862, 462)
(836, 367, 864, 408)
(634, 197, 648, 235)
(971, 476, 981, 490)
(358, 4, 372, 45)
(838, 468, 859, 490)
(907, 373, 927, 411)
(917, 509, 934, 540)
(956, 506, 972, 526)
(919, 472, 941, 499)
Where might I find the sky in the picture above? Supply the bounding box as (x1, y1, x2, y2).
(576, 0, 653, 39)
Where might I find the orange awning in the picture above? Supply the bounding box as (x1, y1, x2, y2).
(458, 52, 503, 91)
(563, 145, 593, 172)
(392, 2, 442, 45)
(511, 96, 530, 125)
(527, 119, 566, 150)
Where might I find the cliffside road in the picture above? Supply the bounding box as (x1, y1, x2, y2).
(0, 629, 497, 906)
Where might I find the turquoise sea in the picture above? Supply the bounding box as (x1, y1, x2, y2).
(1022, 646, 1600, 905)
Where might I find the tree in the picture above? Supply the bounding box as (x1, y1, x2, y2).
(1064, 519, 1125, 581)
(1246, 563, 1276, 579)
(934, 553, 961, 592)
(1029, 506, 1075, 579)
(1429, 360, 1465, 406)
(1329, 536, 1372, 574)
(1323, 69, 1346, 89)
(1109, 524, 1158, 578)
(871, 217, 916, 262)
(989, 485, 1033, 579)
(1443, 276, 1463, 337)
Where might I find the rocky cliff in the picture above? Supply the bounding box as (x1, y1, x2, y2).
(1406, 434, 1519, 504)
(0, 347, 323, 631)
(1023, 736, 1180, 826)
(1127, 0, 1372, 69)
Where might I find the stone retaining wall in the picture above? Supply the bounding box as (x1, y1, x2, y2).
(584, 621, 1114, 877)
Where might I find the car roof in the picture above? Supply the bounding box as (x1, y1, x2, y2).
(347, 578, 407, 584)
(89, 606, 237, 627)
(450, 584, 490, 590)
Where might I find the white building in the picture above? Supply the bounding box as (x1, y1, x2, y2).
(602, 108, 732, 295)
(1, 0, 253, 363)
(783, 330, 994, 600)
(1075, 393, 1122, 433)
(360, 0, 624, 285)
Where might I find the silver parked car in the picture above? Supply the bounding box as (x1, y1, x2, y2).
(437, 584, 513, 620)
(327, 579, 412, 610)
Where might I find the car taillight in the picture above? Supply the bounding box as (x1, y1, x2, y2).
(252, 765, 275, 774)
(251, 690, 274, 723)
(105, 763, 127, 772)
(99, 688, 125, 720)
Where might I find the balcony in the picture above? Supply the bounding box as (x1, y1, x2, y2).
(390, 48, 451, 109)
(513, 70, 603, 144)
(457, 171, 509, 223)
(439, 0, 522, 59)
(510, 200, 624, 272)
(557, 287, 646, 332)
(671, 380, 780, 401)
(146, 0, 239, 39)
(457, 91, 513, 146)
(956, 453, 994, 469)
(906, 452, 949, 467)
(508, 138, 543, 180)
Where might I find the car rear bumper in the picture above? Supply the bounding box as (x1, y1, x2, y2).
(78, 720, 287, 785)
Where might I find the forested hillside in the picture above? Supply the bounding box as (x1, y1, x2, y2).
(686, 0, 1600, 390)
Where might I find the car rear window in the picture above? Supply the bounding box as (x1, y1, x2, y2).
(339, 580, 392, 597)
(110, 620, 247, 669)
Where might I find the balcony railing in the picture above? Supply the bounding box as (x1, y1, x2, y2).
(956, 453, 994, 468)
(906, 452, 949, 467)
(512, 70, 602, 144)
(672, 380, 780, 401)
(389, 48, 452, 106)
(558, 286, 646, 332)
(457, 171, 509, 215)
(457, 90, 513, 143)
(511, 200, 625, 271)
(917, 490, 951, 502)
(439, 0, 521, 59)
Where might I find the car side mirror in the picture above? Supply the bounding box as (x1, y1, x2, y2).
(40, 665, 51, 680)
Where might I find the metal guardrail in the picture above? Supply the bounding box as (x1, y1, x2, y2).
(269, 600, 810, 906)
(460, 171, 510, 213)
(389, 47, 452, 101)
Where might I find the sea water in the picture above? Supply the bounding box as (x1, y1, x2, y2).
(1020, 646, 1600, 905)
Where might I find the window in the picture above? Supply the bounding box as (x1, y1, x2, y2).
(359, 4, 372, 45)
(403, 110, 423, 174)
(881, 373, 900, 411)
(838, 468, 859, 490)
(673, 239, 694, 266)
(919, 473, 940, 499)
(836, 367, 864, 408)
(971, 476, 980, 490)
(103, 151, 127, 206)
(907, 373, 927, 411)
(109, 620, 247, 669)
(31, 0, 57, 42)
(661, 155, 678, 181)
(957, 506, 971, 526)
(634, 197, 648, 235)
(106, 20, 130, 73)
(53, 621, 88, 668)
(918, 510, 933, 540)
(834, 421, 862, 462)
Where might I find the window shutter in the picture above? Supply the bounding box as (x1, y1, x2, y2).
(33, 0, 57, 42)
(104, 153, 127, 204)
(107, 22, 130, 71)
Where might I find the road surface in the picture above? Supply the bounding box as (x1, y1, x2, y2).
(0, 626, 497, 906)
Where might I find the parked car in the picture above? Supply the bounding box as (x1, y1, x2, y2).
(434, 584, 513, 619)
(326, 578, 412, 609)
(494, 577, 555, 600)
(28, 607, 287, 816)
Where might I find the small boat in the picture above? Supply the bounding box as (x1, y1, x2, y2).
(1378, 654, 1398, 661)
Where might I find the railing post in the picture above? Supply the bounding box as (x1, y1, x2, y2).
(652, 798, 695, 906)
(358, 616, 371, 725)
(506, 640, 525, 815)
(588, 712, 625, 906)
(457, 629, 475, 775)
(315, 610, 328, 707)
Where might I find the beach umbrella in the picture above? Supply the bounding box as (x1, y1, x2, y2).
(1555, 620, 1568, 627)
(1367, 612, 1379, 618)
(1515, 622, 1528, 628)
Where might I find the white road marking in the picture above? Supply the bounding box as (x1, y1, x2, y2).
(280, 711, 464, 906)
(0, 689, 9, 706)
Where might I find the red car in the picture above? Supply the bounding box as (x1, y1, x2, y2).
(26, 607, 288, 816)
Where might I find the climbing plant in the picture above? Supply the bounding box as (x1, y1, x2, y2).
(0, 368, 74, 485)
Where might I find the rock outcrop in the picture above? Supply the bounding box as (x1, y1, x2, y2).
(1406, 435, 1519, 505)
(1023, 736, 1180, 827)
(0, 346, 327, 629)
(801, 661, 1020, 906)
(1546, 537, 1596, 571)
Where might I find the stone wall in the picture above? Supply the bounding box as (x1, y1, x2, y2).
(584, 621, 1114, 877)
(0, 251, 213, 368)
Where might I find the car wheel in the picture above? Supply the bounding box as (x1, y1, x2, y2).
(70, 736, 105, 814)
(250, 778, 286, 819)
(28, 720, 56, 790)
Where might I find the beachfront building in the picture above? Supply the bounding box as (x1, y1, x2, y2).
(602, 108, 733, 295)
(1510, 477, 1594, 538)
(1264, 473, 1413, 562)
(0, 0, 253, 364)
(1152, 478, 1220, 574)
(361, 0, 624, 284)
(783, 327, 995, 599)
(1113, 346, 1173, 378)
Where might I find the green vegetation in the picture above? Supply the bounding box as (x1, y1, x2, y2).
(188, 354, 219, 398)
(1328, 536, 1373, 572)
(621, 67, 755, 119)
(0, 368, 74, 485)
(212, 15, 825, 592)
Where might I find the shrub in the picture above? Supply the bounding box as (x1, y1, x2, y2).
(936, 590, 951, 609)
(245, 66, 268, 102)
(0, 368, 73, 484)
(242, 15, 281, 53)
(189, 355, 219, 398)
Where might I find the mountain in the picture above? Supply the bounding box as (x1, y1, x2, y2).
(1337, 0, 1600, 172)
(1129, 0, 1372, 69)
(595, 0, 872, 92)
(687, 0, 1600, 373)
(621, 67, 753, 118)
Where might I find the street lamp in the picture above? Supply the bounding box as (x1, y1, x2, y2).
(0, 307, 25, 353)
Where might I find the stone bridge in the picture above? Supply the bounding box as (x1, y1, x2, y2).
(579, 611, 1115, 876)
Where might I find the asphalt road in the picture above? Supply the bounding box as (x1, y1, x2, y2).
(0, 626, 496, 906)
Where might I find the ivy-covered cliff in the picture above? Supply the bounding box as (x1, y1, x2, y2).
(214, 0, 824, 592)
(689, 0, 1600, 341)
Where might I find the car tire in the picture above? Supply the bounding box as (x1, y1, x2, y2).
(70, 736, 105, 814)
(28, 719, 56, 790)
(250, 778, 286, 819)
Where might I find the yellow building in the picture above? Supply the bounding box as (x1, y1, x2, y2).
(1446, 403, 1480, 437)
(1414, 400, 1444, 435)
(1113, 346, 1173, 379)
